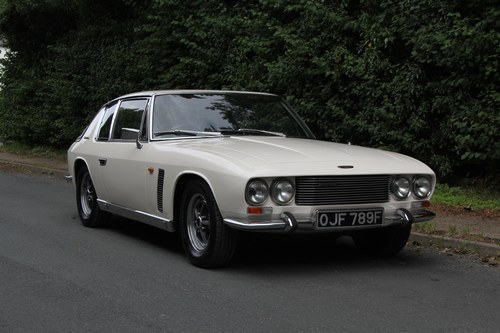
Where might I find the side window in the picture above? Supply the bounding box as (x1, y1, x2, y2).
(97, 102, 118, 141)
(111, 99, 148, 140)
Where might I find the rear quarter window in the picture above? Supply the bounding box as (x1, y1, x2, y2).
(97, 102, 118, 141)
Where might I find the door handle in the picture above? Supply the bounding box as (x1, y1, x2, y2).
(98, 158, 107, 166)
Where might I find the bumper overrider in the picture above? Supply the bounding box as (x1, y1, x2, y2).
(223, 208, 436, 233)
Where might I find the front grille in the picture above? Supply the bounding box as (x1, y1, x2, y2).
(295, 175, 390, 206)
(157, 169, 165, 212)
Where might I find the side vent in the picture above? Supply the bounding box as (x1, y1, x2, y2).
(157, 169, 165, 213)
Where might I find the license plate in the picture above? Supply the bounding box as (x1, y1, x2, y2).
(315, 209, 383, 229)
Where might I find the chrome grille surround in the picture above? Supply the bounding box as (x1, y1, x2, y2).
(295, 175, 390, 206)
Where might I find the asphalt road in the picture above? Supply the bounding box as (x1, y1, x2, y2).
(1, 171, 499, 332)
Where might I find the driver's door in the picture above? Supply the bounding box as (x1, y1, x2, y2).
(97, 98, 151, 213)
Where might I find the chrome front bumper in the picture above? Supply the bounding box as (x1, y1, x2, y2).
(223, 209, 436, 233)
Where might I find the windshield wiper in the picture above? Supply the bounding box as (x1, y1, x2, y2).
(154, 130, 222, 138)
(219, 128, 286, 137)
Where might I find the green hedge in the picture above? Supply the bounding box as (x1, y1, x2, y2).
(0, 0, 498, 180)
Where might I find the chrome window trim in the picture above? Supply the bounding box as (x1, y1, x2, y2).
(148, 92, 316, 142)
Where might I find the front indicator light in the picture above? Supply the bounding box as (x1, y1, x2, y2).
(247, 207, 273, 215)
(247, 207, 263, 214)
(411, 200, 431, 209)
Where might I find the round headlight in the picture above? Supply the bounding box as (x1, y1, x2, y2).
(271, 178, 295, 205)
(392, 176, 411, 199)
(245, 179, 269, 205)
(413, 176, 432, 198)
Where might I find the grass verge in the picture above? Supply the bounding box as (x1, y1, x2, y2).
(0, 142, 66, 160)
(432, 183, 500, 213)
(413, 222, 499, 245)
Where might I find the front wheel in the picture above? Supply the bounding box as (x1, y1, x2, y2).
(179, 180, 237, 268)
(352, 223, 411, 256)
(76, 166, 110, 227)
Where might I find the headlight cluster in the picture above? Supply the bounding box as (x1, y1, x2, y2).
(391, 175, 432, 200)
(246, 178, 295, 205)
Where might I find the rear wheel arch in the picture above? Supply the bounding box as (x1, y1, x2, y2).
(74, 159, 87, 179)
(75, 163, 110, 227)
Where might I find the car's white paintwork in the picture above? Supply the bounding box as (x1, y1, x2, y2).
(68, 90, 435, 234)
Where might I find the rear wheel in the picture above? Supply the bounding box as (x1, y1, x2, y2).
(352, 223, 411, 256)
(76, 166, 110, 227)
(179, 180, 237, 268)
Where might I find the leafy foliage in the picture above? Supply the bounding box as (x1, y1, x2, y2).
(0, 0, 498, 180)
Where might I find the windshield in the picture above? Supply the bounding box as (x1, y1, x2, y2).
(151, 93, 314, 139)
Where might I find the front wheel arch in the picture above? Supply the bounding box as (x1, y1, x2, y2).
(173, 173, 214, 230)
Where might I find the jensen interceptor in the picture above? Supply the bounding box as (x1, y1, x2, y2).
(67, 90, 436, 267)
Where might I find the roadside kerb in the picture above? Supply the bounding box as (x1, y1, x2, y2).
(0, 158, 68, 179)
(410, 232, 499, 257)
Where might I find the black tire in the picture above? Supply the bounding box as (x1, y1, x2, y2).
(76, 166, 110, 228)
(179, 180, 237, 268)
(352, 223, 412, 256)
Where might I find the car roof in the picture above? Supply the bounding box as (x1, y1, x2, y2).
(111, 90, 279, 102)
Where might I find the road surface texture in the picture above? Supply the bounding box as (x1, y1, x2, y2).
(1, 171, 499, 332)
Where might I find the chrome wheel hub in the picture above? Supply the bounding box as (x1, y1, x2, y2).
(187, 194, 210, 253)
(80, 173, 95, 218)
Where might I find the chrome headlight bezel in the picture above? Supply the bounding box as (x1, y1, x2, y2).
(392, 176, 411, 200)
(245, 179, 269, 205)
(271, 178, 295, 205)
(413, 176, 432, 199)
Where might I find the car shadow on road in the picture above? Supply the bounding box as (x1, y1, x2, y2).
(99, 215, 433, 273)
(104, 215, 185, 256)
(231, 233, 430, 273)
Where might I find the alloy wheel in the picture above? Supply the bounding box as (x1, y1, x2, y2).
(186, 193, 211, 253)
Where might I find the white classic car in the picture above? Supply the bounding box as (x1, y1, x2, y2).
(68, 90, 436, 267)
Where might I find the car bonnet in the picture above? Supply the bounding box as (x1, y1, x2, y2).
(154, 136, 434, 176)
